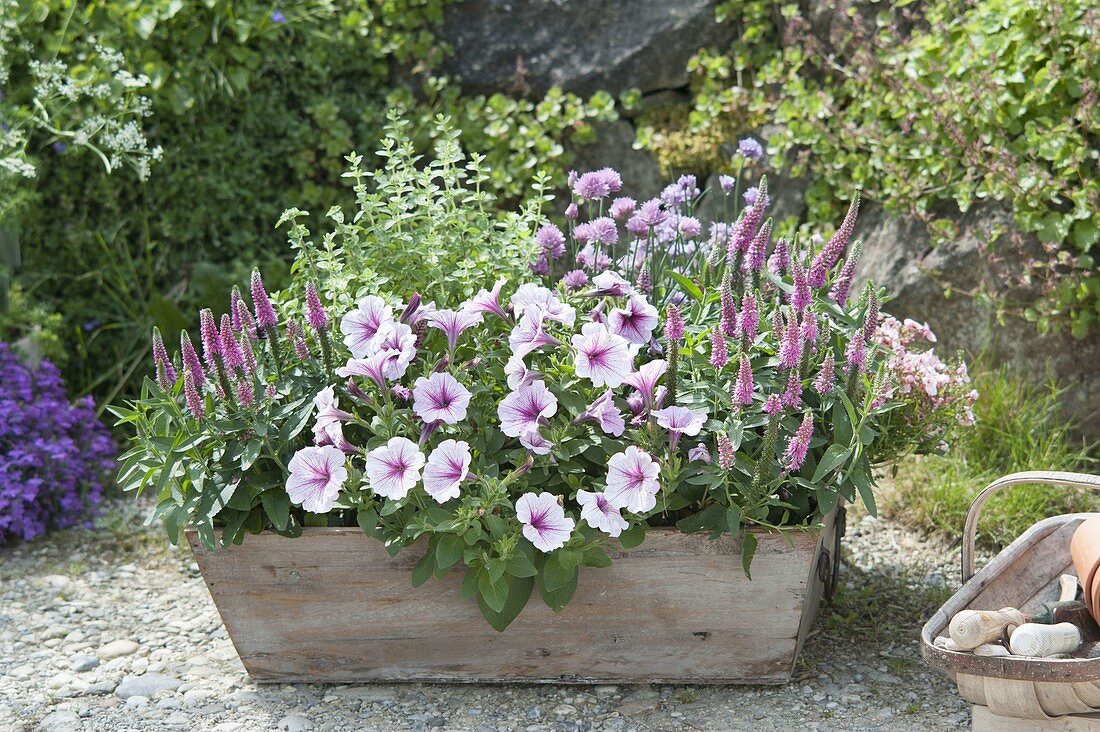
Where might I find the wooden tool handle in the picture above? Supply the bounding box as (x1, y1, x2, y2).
(949, 608, 1028, 649)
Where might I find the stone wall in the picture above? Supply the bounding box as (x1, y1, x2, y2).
(440, 0, 1100, 437)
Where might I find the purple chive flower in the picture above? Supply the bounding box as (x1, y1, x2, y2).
(562, 269, 588, 291)
(778, 313, 802, 369)
(733, 356, 754, 405)
(529, 253, 550, 276)
(271, 9, 287, 24)
(425, 308, 482, 351)
(709, 328, 728, 370)
(781, 371, 802, 408)
(516, 492, 576, 552)
(790, 258, 811, 312)
(220, 314, 246, 373)
(535, 224, 566, 258)
(743, 186, 761, 206)
(688, 443, 711, 463)
(304, 283, 328, 332)
(653, 406, 706, 450)
(198, 309, 221, 370)
(785, 412, 814, 471)
(151, 328, 177, 389)
(609, 197, 636, 220)
(180, 331, 205, 388)
(576, 390, 626, 437)
(742, 218, 772, 273)
(717, 433, 735, 469)
(576, 217, 618, 247)
(829, 240, 864, 305)
(719, 175, 735, 193)
(565, 203, 579, 221)
(764, 394, 783, 415)
(810, 194, 861, 288)
(768, 238, 790, 275)
(572, 168, 622, 200)
(463, 277, 509, 321)
(250, 269, 278, 330)
(739, 292, 759, 341)
(678, 216, 702, 239)
(664, 304, 685, 342)
(636, 199, 667, 228)
(814, 357, 836, 394)
(287, 320, 310, 360)
(737, 137, 765, 160)
(625, 215, 649, 237)
(623, 360, 667, 410)
(183, 369, 204, 420)
(844, 334, 867, 374)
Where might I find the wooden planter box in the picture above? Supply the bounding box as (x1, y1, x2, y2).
(187, 507, 841, 685)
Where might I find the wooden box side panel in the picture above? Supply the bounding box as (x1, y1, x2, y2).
(189, 526, 823, 684)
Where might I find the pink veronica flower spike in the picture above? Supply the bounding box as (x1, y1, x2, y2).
(286, 445, 348, 514)
(515, 492, 576, 552)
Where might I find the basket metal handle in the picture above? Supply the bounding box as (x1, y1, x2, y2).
(962, 471, 1100, 583)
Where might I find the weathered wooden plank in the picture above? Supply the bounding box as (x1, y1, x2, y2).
(188, 520, 830, 684)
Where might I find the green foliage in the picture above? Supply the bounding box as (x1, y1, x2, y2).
(6, 0, 614, 404)
(883, 366, 1096, 548)
(647, 0, 1100, 334)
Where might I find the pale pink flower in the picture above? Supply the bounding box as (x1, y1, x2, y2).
(571, 322, 635, 388)
(372, 322, 417, 379)
(340, 296, 393, 358)
(605, 446, 661, 513)
(425, 308, 483, 350)
(652, 406, 707, 449)
(607, 295, 659, 345)
(577, 490, 628, 537)
(589, 270, 633, 297)
(412, 372, 472, 425)
(520, 428, 553, 455)
(286, 445, 348, 513)
(576, 390, 626, 437)
(505, 354, 540, 390)
(515, 492, 575, 552)
(312, 386, 353, 448)
(498, 380, 558, 438)
(422, 439, 471, 503)
(688, 443, 711, 463)
(508, 311, 563, 359)
(463, 277, 510, 321)
(336, 351, 394, 390)
(365, 436, 425, 500)
(623, 359, 667, 409)
(510, 283, 576, 326)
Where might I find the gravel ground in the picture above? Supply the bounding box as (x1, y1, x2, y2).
(0, 503, 975, 732)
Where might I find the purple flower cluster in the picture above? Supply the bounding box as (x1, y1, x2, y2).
(0, 345, 115, 544)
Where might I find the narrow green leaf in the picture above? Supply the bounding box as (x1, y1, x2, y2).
(811, 444, 852, 484)
(726, 504, 742, 540)
(741, 533, 758, 580)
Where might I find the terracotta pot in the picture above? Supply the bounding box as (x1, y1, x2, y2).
(1070, 517, 1100, 616)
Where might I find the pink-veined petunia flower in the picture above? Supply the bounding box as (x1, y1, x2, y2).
(652, 406, 707, 449)
(571, 322, 635, 388)
(425, 308, 483, 351)
(516, 492, 575, 552)
(520, 428, 553, 455)
(589, 270, 633, 297)
(688, 443, 711, 463)
(286, 445, 348, 514)
(463, 277, 509, 321)
(623, 359, 667, 409)
(422, 439, 471, 503)
(336, 351, 397, 390)
(576, 389, 626, 437)
(511, 283, 576, 326)
(605, 446, 661, 514)
(576, 490, 628, 537)
(607, 295, 659, 345)
(365, 437, 425, 500)
(504, 354, 541, 390)
(341, 296, 393, 358)
(412, 372, 472, 425)
(498, 380, 558, 438)
(313, 386, 352, 431)
(508, 310, 564, 359)
(372, 322, 417, 379)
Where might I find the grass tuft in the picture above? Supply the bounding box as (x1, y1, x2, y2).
(882, 365, 1096, 549)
